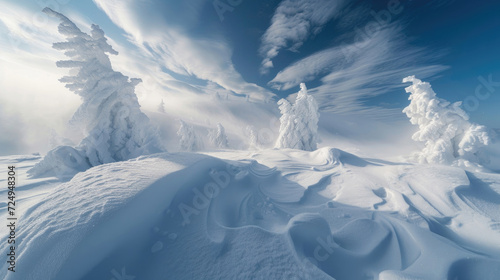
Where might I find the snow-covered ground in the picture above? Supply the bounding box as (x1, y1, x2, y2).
(1, 146, 500, 280)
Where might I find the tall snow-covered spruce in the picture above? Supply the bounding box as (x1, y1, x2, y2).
(402, 76, 490, 167)
(158, 99, 166, 113)
(275, 83, 319, 151)
(28, 8, 164, 179)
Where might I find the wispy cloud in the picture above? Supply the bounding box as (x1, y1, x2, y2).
(269, 24, 449, 118)
(93, 0, 274, 101)
(259, 0, 346, 74)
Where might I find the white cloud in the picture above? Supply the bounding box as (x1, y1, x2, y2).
(93, 0, 274, 101)
(269, 24, 449, 118)
(259, 0, 346, 74)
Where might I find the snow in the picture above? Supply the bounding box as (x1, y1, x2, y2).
(2, 147, 500, 279)
(208, 123, 229, 149)
(402, 76, 491, 168)
(2, 9, 500, 280)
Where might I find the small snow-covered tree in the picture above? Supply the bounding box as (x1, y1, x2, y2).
(28, 8, 163, 179)
(208, 123, 229, 149)
(178, 120, 201, 151)
(158, 99, 166, 113)
(275, 83, 319, 151)
(402, 76, 490, 166)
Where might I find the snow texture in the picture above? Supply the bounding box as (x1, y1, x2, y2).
(275, 83, 320, 151)
(2, 149, 500, 280)
(403, 76, 491, 167)
(28, 8, 163, 179)
(177, 120, 202, 151)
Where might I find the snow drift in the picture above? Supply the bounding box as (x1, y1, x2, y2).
(402, 76, 491, 167)
(28, 8, 163, 179)
(3, 148, 500, 279)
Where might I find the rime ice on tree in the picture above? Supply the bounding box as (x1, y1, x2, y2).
(158, 99, 166, 113)
(209, 123, 229, 149)
(402, 76, 490, 167)
(178, 120, 202, 151)
(28, 8, 163, 179)
(275, 83, 319, 151)
(246, 126, 258, 149)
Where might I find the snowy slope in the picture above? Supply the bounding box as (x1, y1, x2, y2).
(1, 148, 500, 280)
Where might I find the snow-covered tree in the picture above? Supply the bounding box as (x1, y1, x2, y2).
(29, 8, 163, 179)
(178, 120, 201, 151)
(246, 125, 258, 149)
(402, 76, 490, 166)
(158, 99, 166, 113)
(209, 123, 229, 149)
(275, 83, 319, 151)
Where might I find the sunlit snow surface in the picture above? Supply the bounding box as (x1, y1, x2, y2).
(1, 148, 500, 280)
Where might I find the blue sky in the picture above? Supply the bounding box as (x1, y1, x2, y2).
(65, 0, 498, 123)
(0, 0, 499, 154)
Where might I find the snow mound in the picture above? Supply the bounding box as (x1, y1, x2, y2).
(2, 148, 500, 279)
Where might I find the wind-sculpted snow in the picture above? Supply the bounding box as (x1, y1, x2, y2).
(402, 76, 491, 168)
(2, 148, 500, 279)
(28, 8, 163, 179)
